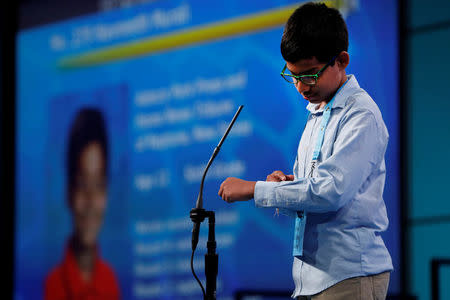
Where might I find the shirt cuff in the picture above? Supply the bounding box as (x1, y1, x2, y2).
(254, 181, 298, 218)
(254, 180, 281, 208)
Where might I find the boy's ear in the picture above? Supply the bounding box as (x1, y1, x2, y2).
(336, 51, 350, 69)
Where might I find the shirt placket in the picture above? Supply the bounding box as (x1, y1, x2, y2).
(302, 114, 319, 177)
(292, 113, 321, 259)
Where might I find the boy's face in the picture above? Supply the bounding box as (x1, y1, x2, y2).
(69, 142, 107, 248)
(286, 53, 348, 105)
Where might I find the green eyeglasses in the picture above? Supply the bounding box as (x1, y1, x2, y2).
(280, 56, 337, 86)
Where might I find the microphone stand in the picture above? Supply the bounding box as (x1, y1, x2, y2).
(190, 105, 244, 300)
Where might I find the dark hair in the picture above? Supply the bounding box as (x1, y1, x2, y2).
(67, 108, 108, 188)
(280, 2, 348, 63)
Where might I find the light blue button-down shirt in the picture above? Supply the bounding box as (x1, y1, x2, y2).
(254, 75, 393, 297)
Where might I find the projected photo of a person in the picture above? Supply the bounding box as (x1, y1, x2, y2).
(45, 108, 120, 300)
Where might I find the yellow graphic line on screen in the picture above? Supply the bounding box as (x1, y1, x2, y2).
(59, 1, 343, 69)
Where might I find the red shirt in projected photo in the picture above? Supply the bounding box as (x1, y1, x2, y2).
(44, 245, 120, 300)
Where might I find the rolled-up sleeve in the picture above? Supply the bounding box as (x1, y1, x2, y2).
(254, 110, 386, 213)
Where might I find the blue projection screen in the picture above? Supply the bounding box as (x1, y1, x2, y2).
(15, 1, 400, 299)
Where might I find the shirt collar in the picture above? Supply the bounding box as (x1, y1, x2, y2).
(306, 74, 359, 114)
(62, 242, 102, 295)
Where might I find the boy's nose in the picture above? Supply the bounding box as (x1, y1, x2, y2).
(295, 80, 311, 94)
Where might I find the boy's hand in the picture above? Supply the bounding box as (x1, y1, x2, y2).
(266, 170, 295, 182)
(266, 171, 294, 217)
(218, 177, 256, 203)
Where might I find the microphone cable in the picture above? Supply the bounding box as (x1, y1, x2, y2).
(191, 249, 206, 298)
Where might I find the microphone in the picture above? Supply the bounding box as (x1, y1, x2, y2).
(191, 105, 244, 251)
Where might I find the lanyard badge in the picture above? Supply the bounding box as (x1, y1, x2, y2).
(292, 98, 336, 257)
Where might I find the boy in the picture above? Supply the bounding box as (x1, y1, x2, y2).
(45, 108, 120, 300)
(218, 2, 393, 299)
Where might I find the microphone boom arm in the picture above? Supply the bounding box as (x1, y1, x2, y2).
(195, 105, 244, 209)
